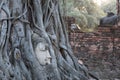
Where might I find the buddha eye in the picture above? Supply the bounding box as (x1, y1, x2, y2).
(47, 57, 52, 59)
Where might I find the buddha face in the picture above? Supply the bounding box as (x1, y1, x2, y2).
(35, 42, 51, 66)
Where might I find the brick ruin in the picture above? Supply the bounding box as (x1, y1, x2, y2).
(64, 0, 120, 77)
(69, 26, 120, 78)
(65, 16, 120, 78)
(69, 26, 120, 58)
(66, 0, 120, 60)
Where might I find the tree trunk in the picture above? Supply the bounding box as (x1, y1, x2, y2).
(0, 0, 94, 80)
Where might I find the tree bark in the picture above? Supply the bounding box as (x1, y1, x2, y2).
(0, 0, 95, 80)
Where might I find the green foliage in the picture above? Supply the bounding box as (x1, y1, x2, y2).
(60, 0, 105, 32)
(101, 0, 117, 14)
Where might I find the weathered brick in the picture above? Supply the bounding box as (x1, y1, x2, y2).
(69, 26, 120, 55)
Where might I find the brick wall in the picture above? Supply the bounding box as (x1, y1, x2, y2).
(69, 26, 120, 66)
(66, 15, 120, 78)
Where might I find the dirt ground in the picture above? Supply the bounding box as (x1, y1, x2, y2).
(75, 52, 120, 80)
